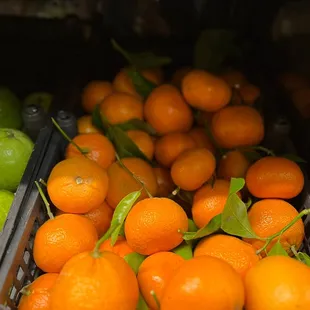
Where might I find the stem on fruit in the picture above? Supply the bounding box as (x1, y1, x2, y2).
(151, 290, 160, 309)
(19, 286, 31, 297)
(92, 226, 115, 258)
(115, 152, 153, 198)
(39, 178, 47, 187)
(51, 117, 88, 155)
(172, 187, 180, 196)
(291, 245, 302, 261)
(35, 181, 54, 220)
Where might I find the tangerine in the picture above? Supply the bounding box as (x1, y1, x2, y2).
(127, 130, 155, 160)
(153, 167, 175, 197)
(77, 115, 99, 134)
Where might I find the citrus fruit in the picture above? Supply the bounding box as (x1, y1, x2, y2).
(65, 133, 116, 169)
(81, 81, 113, 113)
(99, 236, 134, 258)
(292, 87, 310, 118)
(153, 167, 175, 197)
(18, 273, 59, 310)
(243, 199, 305, 256)
(106, 157, 158, 209)
(239, 83, 260, 105)
(49, 251, 139, 310)
(137, 252, 185, 309)
(245, 256, 310, 310)
(182, 69, 232, 112)
(246, 156, 304, 199)
(0, 190, 14, 231)
(0, 128, 34, 191)
(188, 127, 215, 153)
(192, 179, 231, 228)
(77, 115, 99, 134)
(47, 157, 109, 213)
(154, 132, 196, 167)
(99, 92, 144, 125)
(160, 256, 245, 310)
(218, 150, 250, 180)
(194, 234, 260, 279)
(220, 70, 247, 88)
(211, 105, 264, 149)
(171, 66, 192, 88)
(144, 84, 194, 135)
(0, 87, 22, 129)
(33, 214, 98, 273)
(127, 130, 155, 160)
(124, 197, 188, 255)
(171, 148, 216, 191)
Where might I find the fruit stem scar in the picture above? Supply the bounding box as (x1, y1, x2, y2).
(20, 286, 31, 296)
(35, 181, 54, 220)
(75, 177, 83, 185)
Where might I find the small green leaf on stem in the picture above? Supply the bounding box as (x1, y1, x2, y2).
(245, 198, 252, 210)
(117, 119, 157, 135)
(229, 177, 245, 195)
(188, 219, 198, 233)
(248, 146, 275, 157)
(172, 242, 193, 260)
(35, 181, 54, 220)
(267, 240, 288, 257)
(124, 252, 146, 274)
(281, 154, 307, 164)
(296, 252, 310, 266)
(136, 293, 149, 310)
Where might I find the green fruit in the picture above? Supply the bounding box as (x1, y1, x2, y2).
(0, 129, 34, 191)
(0, 190, 14, 231)
(24, 92, 53, 113)
(0, 87, 22, 129)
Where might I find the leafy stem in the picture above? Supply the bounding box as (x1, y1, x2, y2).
(250, 146, 275, 157)
(291, 245, 302, 261)
(35, 181, 54, 220)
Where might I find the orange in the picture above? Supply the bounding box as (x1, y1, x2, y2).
(124, 197, 188, 255)
(77, 115, 99, 134)
(245, 256, 310, 310)
(239, 83, 260, 105)
(194, 234, 260, 279)
(192, 179, 231, 228)
(279, 72, 308, 92)
(65, 133, 116, 169)
(47, 157, 109, 213)
(171, 66, 192, 89)
(18, 273, 58, 310)
(211, 105, 264, 149)
(144, 84, 194, 135)
(188, 126, 215, 153)
(246, 156, 304, 199)
(243, 199, 305, 256)
(99, 236, 134, 258)
(137, 252, 185, 309)
(81, 81, 113, 113)
(153, 167, 175, 197)
(292, 87, 310, 118)
(182, 69, 232, 112)
(161, 256, 245, 310)
(33, 214, 98, 273)
(106, 157, 158, 209)
(99, 92, 144, 125)
(220, 70, 247, 88)
(113, 67, 163, 98)
(127, 130, 155, 160)
(84, 201, 113, 237)
(171, 148, 216, 191)
(218, 150, 250, 180)
(154, 132, 196, 167)
(49, 251, 139, 310)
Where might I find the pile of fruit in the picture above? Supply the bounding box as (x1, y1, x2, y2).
(16, 46, 310, 310)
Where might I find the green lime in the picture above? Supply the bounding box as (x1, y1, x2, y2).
(0, 87, 22, 129)
(0, 129, 34, 191)
(0, 190, 14, 231)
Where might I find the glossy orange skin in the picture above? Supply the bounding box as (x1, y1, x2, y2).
(246, 156, 304, 199)
(144, 84, 194, 135)
(182, 69, 232, 112)
(194, 234, 260, 279)
(218, 150, 250, 180)
(47, 157, 109, 213)
(77, 115, 99, 134)
(161, 256, 245, 310)
(188, 127, 215, 153)
(171, 148, 216, 191)
(154, 132, 196, 167)
(49, 251, 139, 310)
(99, 92, 144, 125)
(106, 158, 158, 209)
(171, 66, 192, 89)
(18, 273, 58, 310)
(65, 134, 116, 169)
(211, 106, 264, 149)
(153, 167, 175, 197)
(220, 70, 247, 88)
(81, 81, 113, 113)
(33, 214, 98, 273)
(137, 252, 185, 309)
(127, 130, 155, 160)
(239, 83, 260, 105)
(245, 256, 310, 310)
(192, 179, 231, 228)
(243, 199, 304, 256)
(124, 198, 188, 255)
(99, 236, 134, 258)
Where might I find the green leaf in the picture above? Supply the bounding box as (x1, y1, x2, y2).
(282, 154, 307, 164)
(188, 219, 198, 233)
(177, 190, 194, 205)
(183, 214, 221, 241)
(297, 252, 310, 266)
(245, 198, 252, 210)
(92, 104, 110, 132)
(267, 241, 289, 257)
(110, 225, 123, 246)
(136, 293, 149, 310)
(229, 177, 245, 195)
(124, 252, 146, 274)
(241, 150, 263, 163)
(117, 119, 157, 135)
(126, 69, 156, 99)
(172, 242, 193, 260)
(111, 39, 171, 69)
